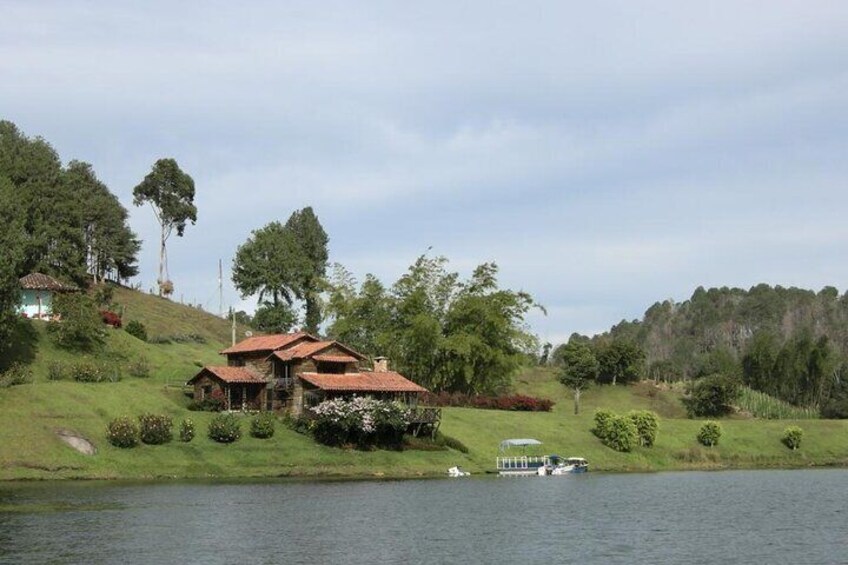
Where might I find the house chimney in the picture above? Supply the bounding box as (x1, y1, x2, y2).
(373, 356, 389, 373)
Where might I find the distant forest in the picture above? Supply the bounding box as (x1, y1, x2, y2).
(561, 284, 848, 417)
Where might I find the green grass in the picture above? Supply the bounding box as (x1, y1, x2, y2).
(1, 290, 847, 480)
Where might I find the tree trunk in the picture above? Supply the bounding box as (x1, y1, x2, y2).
(158, 226, 166, 296)
(573, 387, 581, 415)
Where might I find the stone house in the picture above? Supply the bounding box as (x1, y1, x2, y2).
(187, 332, 428, 414)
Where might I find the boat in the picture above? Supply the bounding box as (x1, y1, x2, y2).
(496, 439, 588, 476)
(447, 466, 470, 477)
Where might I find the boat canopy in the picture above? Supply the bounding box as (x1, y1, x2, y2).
(499, 438, 543, 452)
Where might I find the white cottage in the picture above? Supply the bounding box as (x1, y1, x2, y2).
(17, 273, 77, 320)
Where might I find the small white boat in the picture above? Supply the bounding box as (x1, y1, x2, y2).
(447, 466, 470, 477)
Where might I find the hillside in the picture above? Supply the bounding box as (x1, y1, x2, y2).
(1, 288, 848, 480)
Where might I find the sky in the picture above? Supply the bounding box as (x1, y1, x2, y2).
(2, 1, 847, 345)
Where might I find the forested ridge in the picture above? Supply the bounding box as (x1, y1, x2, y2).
(587, 284, 848, 416)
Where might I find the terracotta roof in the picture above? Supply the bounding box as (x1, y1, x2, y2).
(299, 371, 428, 393)
(220, 332, 318, 355)
(271, 340, 366, 362)
(313, 354, 359, 364)
(187, 366, 266, 385)
(19, 273, 77, 292)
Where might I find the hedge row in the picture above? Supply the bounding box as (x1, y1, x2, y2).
(421, 392, 554, 412)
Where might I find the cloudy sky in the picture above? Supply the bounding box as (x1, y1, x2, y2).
(3, 1, 847, 344)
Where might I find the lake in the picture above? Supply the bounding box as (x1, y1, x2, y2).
(1, 469, 846, 564)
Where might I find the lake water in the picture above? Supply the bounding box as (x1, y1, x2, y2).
(1, 470, 846, 564)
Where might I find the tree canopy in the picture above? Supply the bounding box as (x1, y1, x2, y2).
(232, 207, 329, 333)
(132, 158, 196, 295)
(325, 256, 538, 395)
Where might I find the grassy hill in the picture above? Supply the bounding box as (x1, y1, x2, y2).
(1, 288, 847, 481)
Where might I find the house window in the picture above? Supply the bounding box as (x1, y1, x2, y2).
(230, 358, 245, 367)
(201, 385, 213, 399)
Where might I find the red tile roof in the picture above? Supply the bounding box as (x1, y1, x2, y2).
(271, 340, 365, 362)
(313, 354, 359, 364)
(299, 371, 428, 393)
(187, 366, 266, 385)
(220, 332, 318, 355)
(19, 273, 77, 291)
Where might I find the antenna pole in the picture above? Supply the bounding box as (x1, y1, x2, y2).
(231, 308, 236, 346)
(218, 258, 224, 318)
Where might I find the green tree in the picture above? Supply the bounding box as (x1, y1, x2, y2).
(47, 292, 105, 351)
(132, 158, 197, 296)
(232, 221, 310, 314)
(555, 340, 598, 414)
(284, 207, 329, 334)
(65, 161, 139, 284)
(252, 302, 298, 333)
(596, 340, 645, 385)
(683, 373, 740, 417)
(0, 177, 26, 349)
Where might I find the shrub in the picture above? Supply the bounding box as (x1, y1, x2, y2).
(250, 413, 276, 439)
(782, 426, 803, 450)
(107, 416, 140, 448)
(208, 413, 242, 443)
(48, 293, 105, 351)
(70, 360, 109, 382)
(684, 373, 741, 417)
(47, 361, 67, 381)
(138, 413, 173, 445)
(311, 397, 410, 449)
(125, 320, 148, 342)
(434, 432, 470, 453)
(420, 392, 553, 412)
(127, 357, 151, 379)
(697, 421, 723, 447)
(188, 389, 226, 412)
(601, 415, 638, 452)
(179, 419, 195, 442)
(100, 310, 122, 328)
(0, 363, 33, 388)
(628, 410, 659, 447)
(592, 409, 616, 439)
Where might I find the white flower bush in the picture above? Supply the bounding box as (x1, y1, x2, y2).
(311, 397, 409, 448)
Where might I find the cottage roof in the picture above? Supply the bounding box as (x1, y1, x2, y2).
(19, 273, 77, 292)
(312, 354, 359, 364)
(187, 366, 266, 385)
(271, 340, 365, 362)
(299, 371, 427, 393)
(220, 332, 318, 355)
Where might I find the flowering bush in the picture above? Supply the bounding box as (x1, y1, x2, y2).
(70, 360, 111, 382)
(100, 310, 122, 328)
(107, 416, 140, 448)
(208, 413, 242, 443)
(421, 392, 553, 412)
(138, 413, 173, 445)
(188, 388, 226, 412)
(179, 418, 195, 442)
(311, 397, 409, 449)
(250, 413, 276, 439)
